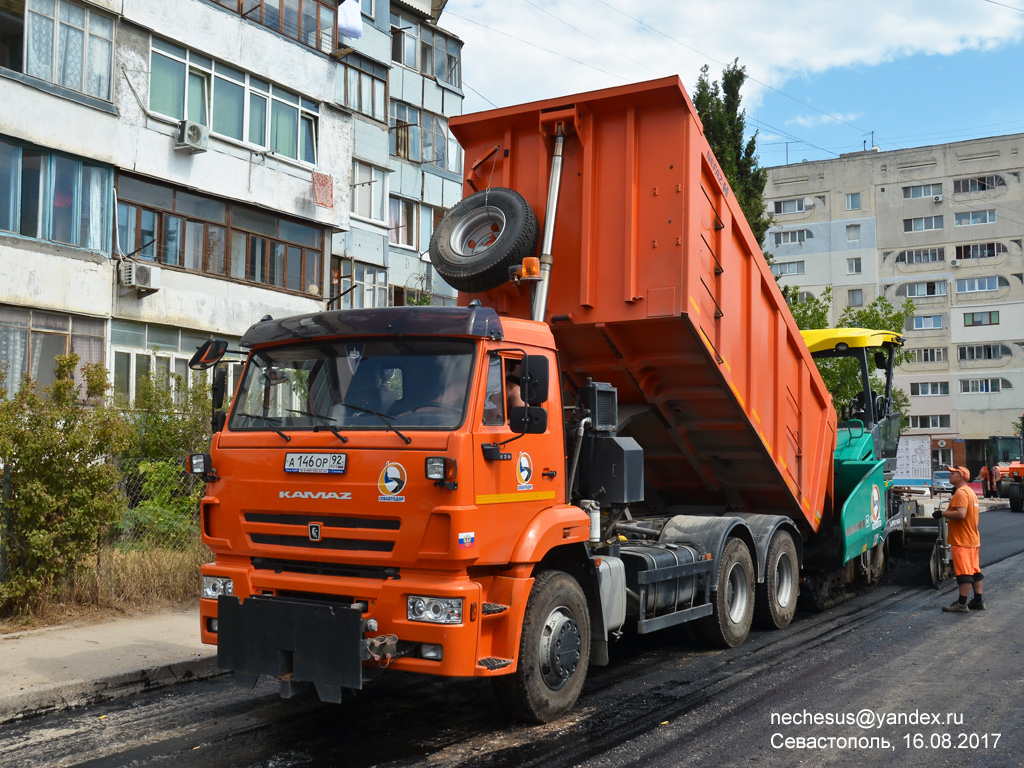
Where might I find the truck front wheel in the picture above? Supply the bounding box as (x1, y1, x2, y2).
(496, 570, 590, 723)
(699, 537, 755, 648)
(1009, 483, 1022, 513)
(755, 530, 799, 630)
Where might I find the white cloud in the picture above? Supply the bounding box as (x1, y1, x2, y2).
(441, 0, 1024, 112)
(787, 113, 863, 128)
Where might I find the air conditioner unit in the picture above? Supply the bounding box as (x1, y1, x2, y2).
(174, 120, 209, 153)
(120, 262, 162, 291)
(933, 195, 943, 203)
(949, 259, 960, 267)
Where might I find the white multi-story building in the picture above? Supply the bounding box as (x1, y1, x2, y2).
(764, 134, 1024, 471)
(0, 0, 462, 402)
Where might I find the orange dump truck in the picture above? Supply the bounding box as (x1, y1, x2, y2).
(189, 77, 915, 723)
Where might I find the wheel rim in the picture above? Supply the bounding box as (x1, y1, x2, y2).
(449, 206, 506, 256)
(774, 552, 794, 609)
(539, 607, 581, 690)
(725, 562, 750, 623)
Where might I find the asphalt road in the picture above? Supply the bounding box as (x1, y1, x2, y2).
(2, 510, 1022, 768)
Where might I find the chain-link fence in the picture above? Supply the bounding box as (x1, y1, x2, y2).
(113, 457, 204, 550)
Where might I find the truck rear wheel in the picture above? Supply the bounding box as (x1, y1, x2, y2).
(495, 570, 590, 723)
(429, 187, 540, 292)
(1009, 483, 1023, 513)
(754, 530, 798, 630)
(698, 537, 754, 648)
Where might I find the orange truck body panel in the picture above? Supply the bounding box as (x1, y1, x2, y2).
(451, 76, 836, 534)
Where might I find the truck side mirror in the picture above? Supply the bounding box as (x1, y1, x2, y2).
(519, 355, 549, 404)
(874, 351, 887, 371)
(189, 339, 228, 370)
(509, 405, 547, 434)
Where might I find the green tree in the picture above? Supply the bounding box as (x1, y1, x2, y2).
(0, 356, 131, 612)
(692, 59, 771, 249)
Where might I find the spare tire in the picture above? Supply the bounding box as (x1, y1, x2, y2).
(429, 187, 540, 293)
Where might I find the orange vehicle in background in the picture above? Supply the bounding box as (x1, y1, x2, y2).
(189, 77, 927, 723)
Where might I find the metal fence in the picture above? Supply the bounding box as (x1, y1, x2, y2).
(113, 457, 204, 552)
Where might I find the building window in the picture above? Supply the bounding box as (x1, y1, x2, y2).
(905, 281, 946, 297)
(351, 161, 386, 221)
(913, 315, 942, 330)
(902, 183, 942, 199)
(338, 54, 387, 122)
(390, 101, 421, 161)
(361, 0, 373, 17)
(150, 38, 319, 164)
(390, 12, 461, 87)
(846, 224, 860, 241)
(909, 347, 948, 363)
(225, 0, 338, 54)
(910, 381, 949, 396)
(388, 196, 417, 249)
(847, 257, 861, 274)
(933, 447, 953, 468)
(110, 319, 243, 404)
(955, 276, 999, 294)
(955, 242, 1006, 260)
(845, 193, 860, 211)
(331, 258, 387, 309)
(958, 344, 1009, 361)
(771, 261, 804, 276)
(115, 174, 323, 293)
(903, 215, 942, 232)
(909, 414, 950, 429)
(848, 289, 863, 306)
(0, 304, 104, 398)
(896, 248, 944, 264)
(422, 113, 462, 173)
(773, 198, 804, 215)
(960, 378, 1010, 394)
(954, 210, 996, 227)
(953, 175, 1004, 193)
(0, 138, 111, 250)
(773, 229, 809, 246)
(6, 0, 116, 101)
(963, 311, 998, 327)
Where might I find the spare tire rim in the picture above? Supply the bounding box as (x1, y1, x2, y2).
(774, 552, 794, 609)
(725, 561, 749, 624)
(449, 206, 506, 256)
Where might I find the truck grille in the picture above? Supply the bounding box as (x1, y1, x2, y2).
(243, 511, 399, 554)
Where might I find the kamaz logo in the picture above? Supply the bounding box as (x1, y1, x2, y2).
(279, 491, 352, 500)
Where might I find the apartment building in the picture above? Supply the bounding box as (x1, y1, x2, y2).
(764, 134, 1024, 471)
(0, 0, 461, 402)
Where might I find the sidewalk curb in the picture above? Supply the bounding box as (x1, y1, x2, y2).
(0, 654, 227, 724)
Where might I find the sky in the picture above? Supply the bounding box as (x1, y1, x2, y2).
(439, 0, 1024, 168)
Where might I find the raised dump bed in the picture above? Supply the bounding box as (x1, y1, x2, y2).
(450, 77, 836, 534)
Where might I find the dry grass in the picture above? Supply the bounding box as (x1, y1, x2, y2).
(0, 541, 212, 634)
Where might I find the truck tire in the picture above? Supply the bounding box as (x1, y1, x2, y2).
(698, 537, 755, 648)
(1009, 483, 1023, 513)
(429, 187, 540, 292)
(495, 570, 590, 723)
(754, 530, 798, 630)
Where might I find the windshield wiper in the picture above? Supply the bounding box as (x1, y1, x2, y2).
(234, 412, 291, 442)
(286, 409, 348, 443)
(333, 402, 411, 444)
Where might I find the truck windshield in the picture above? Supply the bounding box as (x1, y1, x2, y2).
(229, 338, 475, 432)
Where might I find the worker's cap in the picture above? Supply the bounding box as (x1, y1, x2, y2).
(946, 465, 971, 481)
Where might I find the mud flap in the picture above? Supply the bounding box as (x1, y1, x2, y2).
(218, 595, 364, 690)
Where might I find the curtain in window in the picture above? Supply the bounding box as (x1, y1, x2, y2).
(270, 100, 298, 159)
(187, 70, 208, 125)
(0, 326, 29, 398)
(26, 2, 55, 81)
(0, 140, 16, 232)
(19, 151, 47, 238)
(213, 77, 245, 140)
(57, 2, 86, 91)
(150, 53, 185, 118)
(86, 14, 114, 99)
(50, 155, 77, 244)
(30, 331, 68, 390)
(80, 164, 106, 250)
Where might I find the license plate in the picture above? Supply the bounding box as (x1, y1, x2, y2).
(284, 452, 347, 474)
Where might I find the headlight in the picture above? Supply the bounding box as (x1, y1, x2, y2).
(202, 576, 234, 599)
(188, 453, 212, 474)
(407, 595, 463, 624)
(425, 456, 457, 482)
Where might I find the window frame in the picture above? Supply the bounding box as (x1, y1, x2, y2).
(350, 161, 387, 222)
(845, 192, 860, 211)
(963, 311, 999, 327)
(913, 315, 943, 330)
(903, 215, 943, 233)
